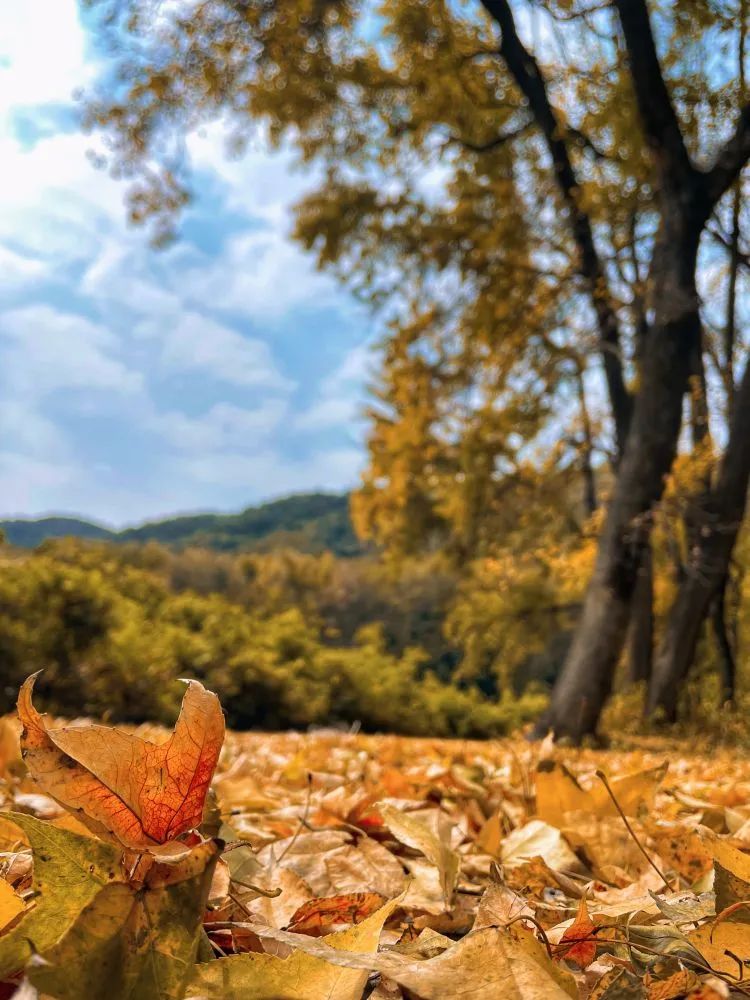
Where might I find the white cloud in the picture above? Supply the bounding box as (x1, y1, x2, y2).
(177, 445, 363, 494)
(0, 244, 48, 294)
(135, 311, 292, 390)
(296, 342, 375, 431)
(0, 0, 90, 109)
(0, 131, 127, 263)
(181, 228, 342, 321)
(150, 400, 288, 451)
(0, 1, 371, 525)
(0, 451, 78, 515)
(81, 242, 182, 316)
(188, 123, 314, 226)
(0, 304, 142, 397)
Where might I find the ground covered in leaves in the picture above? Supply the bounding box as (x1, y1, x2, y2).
(1, 687, 750, 998)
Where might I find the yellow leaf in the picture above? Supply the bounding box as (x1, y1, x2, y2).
(379, 804, 459, 906)
(188, 890, 406, 1000)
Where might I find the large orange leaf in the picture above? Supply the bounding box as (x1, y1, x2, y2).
(17, 673, 225, 850)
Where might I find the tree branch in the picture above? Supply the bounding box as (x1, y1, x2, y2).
(443, 119, 533, 154)
(612, 0, 696, 195)
(704, 103, 750, 205)
(479, 0, 633, 455)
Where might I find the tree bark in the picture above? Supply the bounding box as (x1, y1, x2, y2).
(535, 0, 750, 740)
(712, 576, 736, 706)
(647, 353, 750, 719)
(626, 543, 653, 685)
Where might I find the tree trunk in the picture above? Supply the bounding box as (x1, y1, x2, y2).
(647, 354, 750, 719)
(712, 576, 736, 706)
(626, 543, 653, 685)
(542, 249, 702, 739)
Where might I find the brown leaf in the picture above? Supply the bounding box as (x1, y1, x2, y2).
(18, 673, 224, 849)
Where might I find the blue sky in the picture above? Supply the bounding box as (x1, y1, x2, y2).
(0, 0, 374, 527)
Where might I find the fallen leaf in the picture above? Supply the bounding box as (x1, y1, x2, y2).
(378, 804, 459, 906)
(239, 921, 578, 1000)
(0, 812, 124, 979)
(501, 819, 580, 871)
(557, 897, 597, 969)
(536, 762, 667, 830)
(286, 892, 386, 935)
(28, 839, 220, 1000)
(689, 919, 750, 980)
(18, 673, 224, 849)
(645, 968, 700, 999)
(187, 890, 406, 1000)
(0, 880, 23, 934)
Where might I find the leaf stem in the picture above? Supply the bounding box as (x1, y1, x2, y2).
(595, 769, 671, 891)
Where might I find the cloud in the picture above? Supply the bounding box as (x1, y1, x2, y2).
(135, 311, 293, 390)
(176, 445, 363, 495)
(0, 0, 89, 109)
(0, 304, 143, 397)
(180, 227, 343, 321)
(296, 342, 375, 432)
(188, 123, 315, 226)
(150, 400, 288, 451)
(0, 0, 372, 525)
(0, 244, 48, 294)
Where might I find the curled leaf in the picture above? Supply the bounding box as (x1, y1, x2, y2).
(18, 673, 225, 849)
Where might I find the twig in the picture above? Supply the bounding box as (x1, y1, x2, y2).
(595, 769, 671, 891)
(276, 772, 313, 864)
(505, 914, 554, 959)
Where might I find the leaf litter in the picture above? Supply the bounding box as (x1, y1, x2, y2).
(0, 678, 749, 996)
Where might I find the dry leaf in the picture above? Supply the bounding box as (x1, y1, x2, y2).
(18, 673, 224, 849)
(379, 804, 459, 906)
(242, 921, 578, 1000)
(557, 897, 597, 969)
(286, 892, 386, 935)
(188, 890, 406, 1000)
(501, 819, 580, 871)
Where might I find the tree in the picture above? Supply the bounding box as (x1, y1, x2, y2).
(84, 0, 750, 739)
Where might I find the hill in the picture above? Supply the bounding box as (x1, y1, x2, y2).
(0, 492, 364, 557)
(0, 516, 115, 548)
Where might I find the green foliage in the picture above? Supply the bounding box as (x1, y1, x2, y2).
(0, 541, 540, 738)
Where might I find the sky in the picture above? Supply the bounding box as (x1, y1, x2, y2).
(0, 0, 375, 527)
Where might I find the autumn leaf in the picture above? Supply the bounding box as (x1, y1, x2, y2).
(187, 890, 406, 1000)
(378, 804, 459, 906)
(238, 922, 578, 1000)
(556, 897, 597, 969)
(536, 761, 667, 829)
(28, 838, 221, 1000)
(287, 892, 387, 935)
(0, 812, 124, 980)
(0, 881, 23, 936)
(18, 673, 224, 849)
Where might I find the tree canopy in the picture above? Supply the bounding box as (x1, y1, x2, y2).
(84, 0, 750, 739)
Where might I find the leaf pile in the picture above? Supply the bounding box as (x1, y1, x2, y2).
(0, 680, 750, 997)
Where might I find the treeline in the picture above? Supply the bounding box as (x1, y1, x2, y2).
(0, 537, 545, 737)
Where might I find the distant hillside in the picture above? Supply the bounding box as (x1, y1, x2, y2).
(0, 517, 114, 548)
(1, 492, 365, 557)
